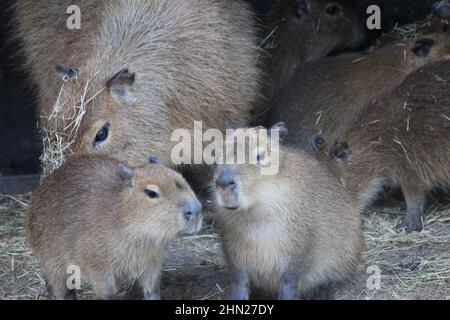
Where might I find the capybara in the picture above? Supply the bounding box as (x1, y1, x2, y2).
(25, 154, 202, 300)
(13, 0, 262, 173)
(265, 0, 366, 99)
(213, 124, 364, 299)
(267, 33, 450, 148)
(319, 59, 450, 233)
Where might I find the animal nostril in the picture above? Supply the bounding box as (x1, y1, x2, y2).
(184, 211, 193, 221)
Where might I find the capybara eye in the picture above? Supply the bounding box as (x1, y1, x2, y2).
(94, 124, 110, 147)
(145, 189, 160, 199)
(325, 3, 341, 16)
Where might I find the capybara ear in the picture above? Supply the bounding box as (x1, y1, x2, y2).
(149, 156, 162, 165)
(117, 163, 134, 188)
(433, 1, 450, 19)
(310, 133, 325, 152)
(107, 68, 136, 103)
(331, 142, 350, 161)
(269, 122, 288, 139)
(412, 39, 436, 58)
(55, 65, 77, 80)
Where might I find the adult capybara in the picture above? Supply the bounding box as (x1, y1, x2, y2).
(213, 124, 364, 299)
(267, 33, 450, 148)
(14, 0, 262, 174)
(26, 154, 202, 300)
(319, 59, 450, 233)
(264, 0, 366, 100)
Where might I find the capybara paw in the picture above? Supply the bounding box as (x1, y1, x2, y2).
(395, 216, 423, 233)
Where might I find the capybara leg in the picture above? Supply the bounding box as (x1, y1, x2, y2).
(46, 272, 76, 300)
(92, 275, 117, 300)
(230, 270, 250, 300)
(302, 283, 335, 300)
(279, 271, 299, 300)
(396, 186, 425, 232)
(139, 269, 161, 300)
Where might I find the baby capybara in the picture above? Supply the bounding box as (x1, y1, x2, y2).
(268, 33, 450, 148)
(26, 155, 202, 300)
(321, 59, 450, 233)
(213, 124, 364, 299)
(265, 0, 365, 99)
(14, 0, 262, 173)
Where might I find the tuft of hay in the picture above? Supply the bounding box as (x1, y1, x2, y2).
(390, 22, 427, 39)
(39, 76, 105, 177)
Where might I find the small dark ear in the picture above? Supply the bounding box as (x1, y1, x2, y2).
(433, 1, 450, 19)
(269, 122, 288, 139)
(107, 68, 136, 103)
(310, 133, 325, 152)
(149, 156, 162, 165)
(412, 39, 435, 58)
(331, 142, 350, 161)
(55, 65, 77, 80)
(117, 164, 134, 188)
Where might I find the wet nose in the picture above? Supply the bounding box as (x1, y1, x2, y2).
(183, 197, 202, 221)
(294, 0, 309, 18)
(216, 169, 236, 189)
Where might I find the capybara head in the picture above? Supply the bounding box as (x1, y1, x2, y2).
(38, 0, 261, 176)
(269, 0, 366, 62)
(129, 157, 203, 236)
(215, 123, 287, 210)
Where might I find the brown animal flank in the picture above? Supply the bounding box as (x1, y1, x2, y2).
(323, 59, 450, 233)
(264, 0, 365, 100)
(267, 32, 450, 148)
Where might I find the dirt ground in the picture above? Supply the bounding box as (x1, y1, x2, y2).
(0, 193, 449, 300)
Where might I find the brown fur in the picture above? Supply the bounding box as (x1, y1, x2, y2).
(265, 0, 365, 100)
(25, 154, 202, 299)
(213, 131, 364, 299)
(267, 33, 450, 147)
(321, 59, 450, 232)
(14, 0, 262, 168)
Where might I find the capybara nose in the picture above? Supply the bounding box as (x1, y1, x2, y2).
(216, 170, 236, 189)
(294, 0, 309, 18)
(183, 198, 202, 221)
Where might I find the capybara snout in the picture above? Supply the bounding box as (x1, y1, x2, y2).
(216, 167, 240, 210)
(135, 162, 203, 235)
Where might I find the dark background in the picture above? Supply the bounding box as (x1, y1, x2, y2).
(0, 0, 437, 179)
(0, 0, 40, 177)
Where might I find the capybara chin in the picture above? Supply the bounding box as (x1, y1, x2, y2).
(14, 0, 262, 172)
(25, 155, 202, 300)
(267, 32, 450, 148)
(265, 0, 366, 99)
(213, 125, 364, 300)
(321, 59, 450, 233)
